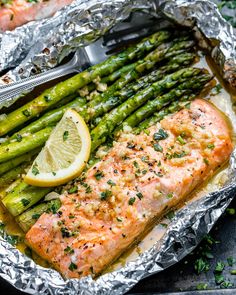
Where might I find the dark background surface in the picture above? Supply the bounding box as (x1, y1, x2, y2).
(0, 197, 235, 295)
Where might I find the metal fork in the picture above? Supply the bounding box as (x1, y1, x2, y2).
(0, 13, 163, 104)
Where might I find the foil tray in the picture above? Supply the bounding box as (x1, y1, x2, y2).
(0, 1, 235, 295)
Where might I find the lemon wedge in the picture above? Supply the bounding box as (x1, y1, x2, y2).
(24, 109, 91, 187)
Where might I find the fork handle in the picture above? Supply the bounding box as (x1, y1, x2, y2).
(0, 59, 77, 99)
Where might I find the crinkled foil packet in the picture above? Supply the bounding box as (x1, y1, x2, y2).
(0, 0, 236, 294)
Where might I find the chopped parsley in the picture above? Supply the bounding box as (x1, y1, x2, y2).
(185, 102, 191, 110)
(15, 134, 22, 142)
(203, 158, 209, 165)
(32, 213, 41, 220)
(107, 179, 116, 186)
(215, 261, 225, 273)
(0, 222, 21, 247)
(176, 135, 186, 145)
(64, 246, 74, 254)
(165, 211, 175, 220)
(68, 262, 77, 271)
(136, 192, 143, 200)
(44, 95, 51, 102)
(6, 235, 20, 246)
(133, 161, 139, 168)
(211, 83, 223, 95)
(32, 164, 39, 176)
(153, 143, 163, 152)
(227, 257, 236, 266)
(196, 283, 208, 290)
(63, 130, 69, 141)
(155, 171, 163, 177)
(141, 156, 149, 163)
(21, 198, 30, 207)
(116, 217, 122, 222)
(128, 197, 136, 205)
(85, 185, 92, 194)
(127, 142, 136, 149)
(166, 193, 173, 199)
(61, 227, 72, 238)
(220, 281, 233, 288)
(100, 190, 112, 200)
(172, 151, 187, 158)
(207, 143, 215, 150)
(94, 170, 104, 180)
(160, 223, 168, 228)
(194, 258, 210, 274)
(46, 203, 59, 214)
(153, 129, 168, 141)
(22, 109, 31, 117)
(215, 273, 224, 284)
(68, 186, 78, 194)
(166, 151, 187, 159)
(226, 208, 235, 215)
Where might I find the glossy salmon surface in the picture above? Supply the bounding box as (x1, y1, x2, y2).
(26, 98, 233, 279)
(0, 0, 73, 31)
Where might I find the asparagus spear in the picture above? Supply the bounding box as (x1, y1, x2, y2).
(16, 199, 61, 232)
(133, 95, 195, 133)
(0, 179, 22, 200)
(118, 52, 196, 100)
(9, 98, 86, 141)
(115, 73, 212, 134)
(90, 67, 202, 152)
(0, 127, 53, 163)
(2, 185, 51, 216)
(81, 39, 195, 122)
(0, 148, 39, 176)
(101, 63, 138, 84)
(0, 31, 171, 136)
(0, 166, 26, 188)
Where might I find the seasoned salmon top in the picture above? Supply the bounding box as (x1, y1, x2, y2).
(26, 99, 233, 279)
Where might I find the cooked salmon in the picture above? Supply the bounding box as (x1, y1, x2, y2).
(0, 0, 73, 31)
(26, 99, 233, 279)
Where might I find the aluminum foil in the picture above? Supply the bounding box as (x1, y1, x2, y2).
(0, 1, 236, 294)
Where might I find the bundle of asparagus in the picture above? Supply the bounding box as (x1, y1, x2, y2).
(0, 30, 213, 232)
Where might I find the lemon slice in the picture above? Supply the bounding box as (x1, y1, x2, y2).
(24, 109, 91, 187)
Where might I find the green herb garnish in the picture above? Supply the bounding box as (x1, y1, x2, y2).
(21, 198, 30, 207)
(68, 186, 78, 194)
(63, 130, 69, 141)
(94, 170, 104, 180)
(153, 128, 168, 141)
(32, 164, 39, 176)
(100, 190, 112, 200)
(128, 197, 136, 205)
(68, 262, 77, 271)
(153, 143, 163, 152)
(22, 109, 31, 117)
(64, 246, 74, 254)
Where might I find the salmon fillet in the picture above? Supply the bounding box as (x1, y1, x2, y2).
(26, 98, 233, 279)
(0, 0, 73, 31)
